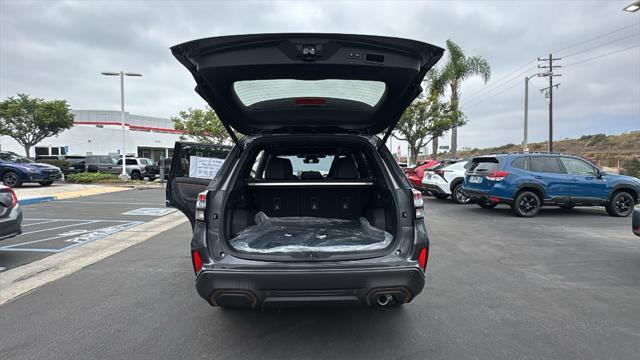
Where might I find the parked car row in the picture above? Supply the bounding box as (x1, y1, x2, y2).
(405, 152, 640, 218)
(0, 150, 172, 187)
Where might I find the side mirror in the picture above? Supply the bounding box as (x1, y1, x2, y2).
(596, 170, 603, 179)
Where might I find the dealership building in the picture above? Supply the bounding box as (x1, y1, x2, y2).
(0, 110, 183, 162)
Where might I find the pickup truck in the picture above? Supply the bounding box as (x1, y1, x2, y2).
(145, 157, 171, 180)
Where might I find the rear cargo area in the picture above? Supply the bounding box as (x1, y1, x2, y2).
(230, 212, 392, 253)
(222, 139, 397, 256)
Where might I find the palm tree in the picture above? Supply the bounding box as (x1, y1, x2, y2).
(440, 40, 491, 156)
(425, 67, 448, 158)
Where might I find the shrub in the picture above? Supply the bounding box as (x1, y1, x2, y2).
(620, 159, 640, 178)
(66, 172, 119, 184)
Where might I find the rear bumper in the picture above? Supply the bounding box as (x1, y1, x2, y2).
(195, 266, 425, 308)
(422, 183, 448, 195)
(462, 187, 513, 205)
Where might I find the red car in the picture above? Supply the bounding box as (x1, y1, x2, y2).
(404, 160, 439, 190)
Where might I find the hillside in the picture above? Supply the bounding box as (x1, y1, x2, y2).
(452, 131, 640, 168)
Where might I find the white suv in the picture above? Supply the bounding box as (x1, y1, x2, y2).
(422, 160, 470, 204)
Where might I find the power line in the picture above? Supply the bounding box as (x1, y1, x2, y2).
(464, 25, 639, 107)
(463, 59, 536, 100)
(462, 81, 522, 110)
(564, 44, 640, 67)
(552, 22, 640, 54)
(563, 32, 640, 58)
(462, 64, 537, 104)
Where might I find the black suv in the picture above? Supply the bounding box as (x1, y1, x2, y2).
(166, 33, 442, 308)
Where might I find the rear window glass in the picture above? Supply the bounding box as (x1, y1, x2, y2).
(530, 157, 563, 174)
(468, 158, 499, 172)
(284, 155, 335, 177)
(233, 79, 386, 107)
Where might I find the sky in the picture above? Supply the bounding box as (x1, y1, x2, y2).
(1, 0, 639, 153)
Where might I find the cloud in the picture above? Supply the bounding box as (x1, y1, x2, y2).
(1, 0, 638, 150)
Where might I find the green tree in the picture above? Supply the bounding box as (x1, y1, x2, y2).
(0, 93, 75, 156)
(392, 95, 463, 165)
(171, 107, 230, 144)
(425, 67, 449, 158)
(439, 39, 491, 156)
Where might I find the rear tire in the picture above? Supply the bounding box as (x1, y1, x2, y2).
(606, 191, 634, 217)
(2, 171, 22, 188)
(39, 181, 54, 186)
(433, 193, 448, 200)
(478, 198, 498, 209)
(451, 183, 470, 204)
(513, 190, 540, 217)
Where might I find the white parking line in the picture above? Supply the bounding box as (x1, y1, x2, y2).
(54, 201, 164, 205)
(0, 212, 187, 305)
(21, 220, 58, 227)
(21, 221, 98, 235)
(0, 219, 145, 253)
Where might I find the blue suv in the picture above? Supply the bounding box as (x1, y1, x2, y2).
(462, 153, 640, 217)
(0, 151, 63, 188)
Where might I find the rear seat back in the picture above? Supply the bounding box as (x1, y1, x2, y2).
(252, 185, 371, 219)
(251, 154, 371, 219)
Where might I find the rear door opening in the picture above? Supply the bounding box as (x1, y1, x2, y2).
(166, 142, 231, 228)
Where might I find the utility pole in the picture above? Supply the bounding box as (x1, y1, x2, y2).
(523, 71, 553, 153)
(537, 54, 562, 152)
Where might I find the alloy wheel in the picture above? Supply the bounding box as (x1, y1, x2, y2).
(615, 193, 633, 215)
(455, 187, 469, 204)
(3, 172, 19, 187)
(518, 194, 539, 216)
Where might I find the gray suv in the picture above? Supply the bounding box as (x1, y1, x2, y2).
(166, 33, 442, 308)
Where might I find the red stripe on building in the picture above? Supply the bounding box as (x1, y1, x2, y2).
(74, 121, 183, 134)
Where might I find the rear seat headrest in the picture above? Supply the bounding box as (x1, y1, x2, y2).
(265, 157, 294, 180)
(300, 171, 323, 180)
(333, 157, 359, 179)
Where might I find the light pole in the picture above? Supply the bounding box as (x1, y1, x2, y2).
(523, 72, 552, 153)
(101, 71, 142, 180)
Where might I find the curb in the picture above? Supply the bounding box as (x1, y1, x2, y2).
(17, 196, 56, 206)
(17, 186, 131, 205)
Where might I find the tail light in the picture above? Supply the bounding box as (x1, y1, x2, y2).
(192, 250, 203, 273)
(486, 170, 509, 181)
(412, 189, 425, 219)
(1, 188, 18, 208)
(195, 190, 208, 222)
(417, 246, 428, 271)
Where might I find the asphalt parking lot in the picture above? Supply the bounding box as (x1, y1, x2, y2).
(0, 188, 171, 271)
(1, 194, 639, 359)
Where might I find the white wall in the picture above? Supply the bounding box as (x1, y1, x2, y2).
(0, 124, 180, 156)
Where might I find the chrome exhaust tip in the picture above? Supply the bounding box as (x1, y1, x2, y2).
(377, 294, 393, 306)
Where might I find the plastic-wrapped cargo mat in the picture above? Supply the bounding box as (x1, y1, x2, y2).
(229, 211, 393, 253)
